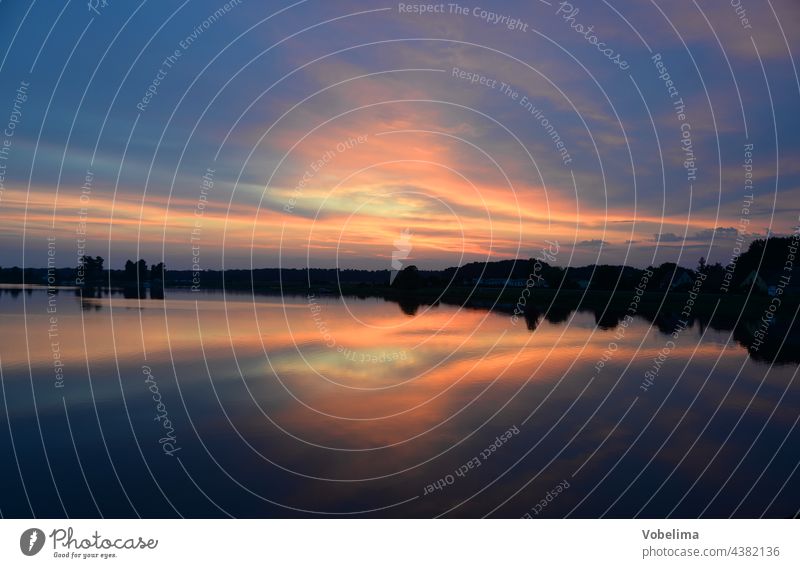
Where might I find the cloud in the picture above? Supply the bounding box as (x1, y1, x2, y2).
(653, 232, 684, 242)
(651, 227, 739, 243)
(693, 227, 738, 239)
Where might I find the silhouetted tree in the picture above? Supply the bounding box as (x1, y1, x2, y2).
(124, 259, 136, 282)
(392, 265, 422, 290)
(730, 236, 799, 287)
(77, 255, 104, 286)
(704, 262, 725, 290)
(150, 262, 165, 280)
(124, 258, 149, 285)
(150, 262, 165, 299)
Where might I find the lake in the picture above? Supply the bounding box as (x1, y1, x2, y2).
(0, 286, 797, 518)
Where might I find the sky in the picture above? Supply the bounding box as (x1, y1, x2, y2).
(0, 0, 799, 270)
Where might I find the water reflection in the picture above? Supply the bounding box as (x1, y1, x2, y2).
(0, 286, 797, 518)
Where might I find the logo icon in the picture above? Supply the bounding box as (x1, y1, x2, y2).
(20, 528, 45, 556)
(390, 228, 413, 284)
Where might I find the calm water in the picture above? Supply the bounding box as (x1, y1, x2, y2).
(0, 286, 798, 518)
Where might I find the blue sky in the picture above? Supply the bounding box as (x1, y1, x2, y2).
(0, 0, 798, 270)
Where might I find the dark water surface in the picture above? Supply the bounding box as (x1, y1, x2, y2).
(0, 286, 797, 518)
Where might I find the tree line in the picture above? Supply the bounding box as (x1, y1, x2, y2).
(0, 236, 796, 295)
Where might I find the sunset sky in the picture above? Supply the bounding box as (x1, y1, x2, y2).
(1, 0, 799, 270)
